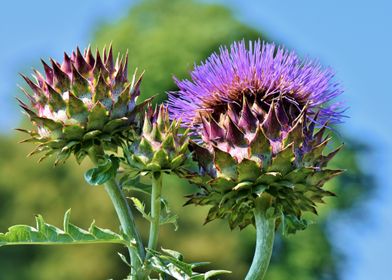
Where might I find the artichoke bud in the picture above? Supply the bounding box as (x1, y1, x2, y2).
(124, 105, 191, 174)
(17, 45, 149, 165)
(187, 96, 343, 231)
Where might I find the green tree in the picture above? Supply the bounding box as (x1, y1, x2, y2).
(93, 0, 261, 102)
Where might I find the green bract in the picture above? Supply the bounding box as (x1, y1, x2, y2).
(186, 113, 343, 232)
(123, 105, 191, 176)
(17, 46, 149, 165)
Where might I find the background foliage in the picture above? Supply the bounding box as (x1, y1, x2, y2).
(0, 0, 372, 279)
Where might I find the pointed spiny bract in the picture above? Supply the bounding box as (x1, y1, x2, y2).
(18, 45, 147, 164)
(168, 40, 345, 131)
(124, 105, 192, 175)
(187, 113, 343, 231)
(170, 40, 345, 232)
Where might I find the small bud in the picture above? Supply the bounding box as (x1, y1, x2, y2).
(125, 105, 192, 175)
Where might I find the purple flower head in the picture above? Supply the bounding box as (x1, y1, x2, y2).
(168, 40, 344, 133)
(171, 40, 345, 231)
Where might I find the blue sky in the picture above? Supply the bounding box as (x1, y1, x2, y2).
(0, 0, 130, 130)
(0, 0, 391, 279)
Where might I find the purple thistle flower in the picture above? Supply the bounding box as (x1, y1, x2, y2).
(169, 40, 345, 231)
(168, 40, 344, 131)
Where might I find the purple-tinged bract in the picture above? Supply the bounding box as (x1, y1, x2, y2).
(18, 45, 150, 165)
(169, 40, 343, 131)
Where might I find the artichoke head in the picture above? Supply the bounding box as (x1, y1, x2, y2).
(18, 45, 149, 165)
(186, 96, 343, 232)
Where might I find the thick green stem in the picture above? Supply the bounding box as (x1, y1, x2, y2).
(88, 149, 145, 279)
(245, 198, 276, 280)
(147, 172, 162, 257)
(103, 178, 145, 274)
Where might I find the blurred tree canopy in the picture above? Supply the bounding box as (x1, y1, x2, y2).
(93, 0, 260, 102)
(0, 0, 372, 279)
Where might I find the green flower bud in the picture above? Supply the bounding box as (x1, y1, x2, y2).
(124, 105, 191, 175)
(17, 45, 150, 165)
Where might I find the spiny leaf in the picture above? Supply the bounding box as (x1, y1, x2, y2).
(130, 197, 152, 222)
(281, 214, 312, 235)
(148, 248, 231, 280)
(0, 210, 128, 247)
(160, 198, 179, 231)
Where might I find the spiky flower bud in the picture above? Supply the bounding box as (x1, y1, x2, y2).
(169, 40, 344, 231)
(17, 45, 149, 165)
(124, 105, 191, 175)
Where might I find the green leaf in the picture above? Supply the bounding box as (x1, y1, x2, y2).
(117, 252, 132, 268)
(121, 176, 152, 195)
(203, 270, 232, 279)
(303, 138, 330, 164)
(284, 168, 313, 183)
(84, 155, 119, 185)
(54, 149, 72, 166)
(148, 249, 194, 277)
(148, 248, 231, 280)
(130, 197, 152, 222)
(161, 248, 183, 261)
(0, 210, 129, 247)
(306, 169, 344, 187)
(160, 198, 179, 231)
(281, 214, 311, 235)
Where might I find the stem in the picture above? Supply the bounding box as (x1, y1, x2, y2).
(147, 172, 162, 257)
(245, 198, 276, 280)
(103, 178, 145, 273)
(88, 149, 145, 279)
